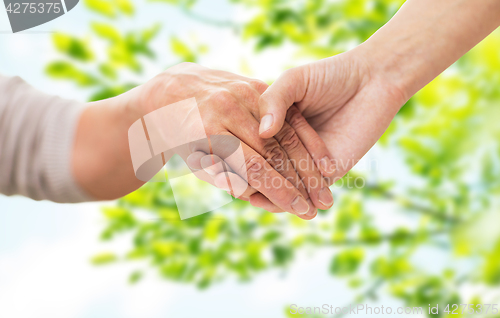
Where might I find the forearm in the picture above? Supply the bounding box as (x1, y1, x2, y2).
(360, 0, 500, 101)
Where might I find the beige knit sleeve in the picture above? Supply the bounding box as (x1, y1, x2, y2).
(0, 74, 91, 203)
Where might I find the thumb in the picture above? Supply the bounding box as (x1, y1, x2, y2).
(258, 66, 308, 138)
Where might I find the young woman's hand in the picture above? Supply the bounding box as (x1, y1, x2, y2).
(256, 49, 408, 182)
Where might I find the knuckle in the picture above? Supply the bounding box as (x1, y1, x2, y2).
(277, 127, 302, 152)
(231, 81, 253, 94)
(287, 108, 308, 130)
(284, 66, 305, 80)
(282, 67, 300, 82)
(210, 89, 237, 108)
(231, 81, 259, 104)
(263, 142, 286, 169)
(282, 68, 295, 77)
(249, 79, 269, 94)
(244, 155, 268, 182)
(169, 62, 197, 73)
(177, 61, 196, 68)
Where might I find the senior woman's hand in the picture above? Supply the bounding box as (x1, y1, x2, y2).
(73, 63, 335, 219)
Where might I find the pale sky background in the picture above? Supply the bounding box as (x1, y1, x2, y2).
(0, 0, 477, 317)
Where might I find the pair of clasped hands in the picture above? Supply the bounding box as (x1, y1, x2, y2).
(78, 44, 405, 221)
(141, 62, 341, 220)
(118, 51, 405, 220)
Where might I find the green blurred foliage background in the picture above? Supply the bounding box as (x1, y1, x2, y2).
(46, 0, 500, 317)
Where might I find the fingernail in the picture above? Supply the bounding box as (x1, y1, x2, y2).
(291, 196, 309, 215)
(259, 114, 274, 135)
(319, 156, 336, 175)
(306, 199, 317, 218)
(318, 187, 334, 206)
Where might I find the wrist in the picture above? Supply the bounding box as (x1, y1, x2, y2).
(352, 39, 412, 113)
(129, 71, 179, 117)
(72, 95, 144, 200)
(71, 66, 194, 200)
